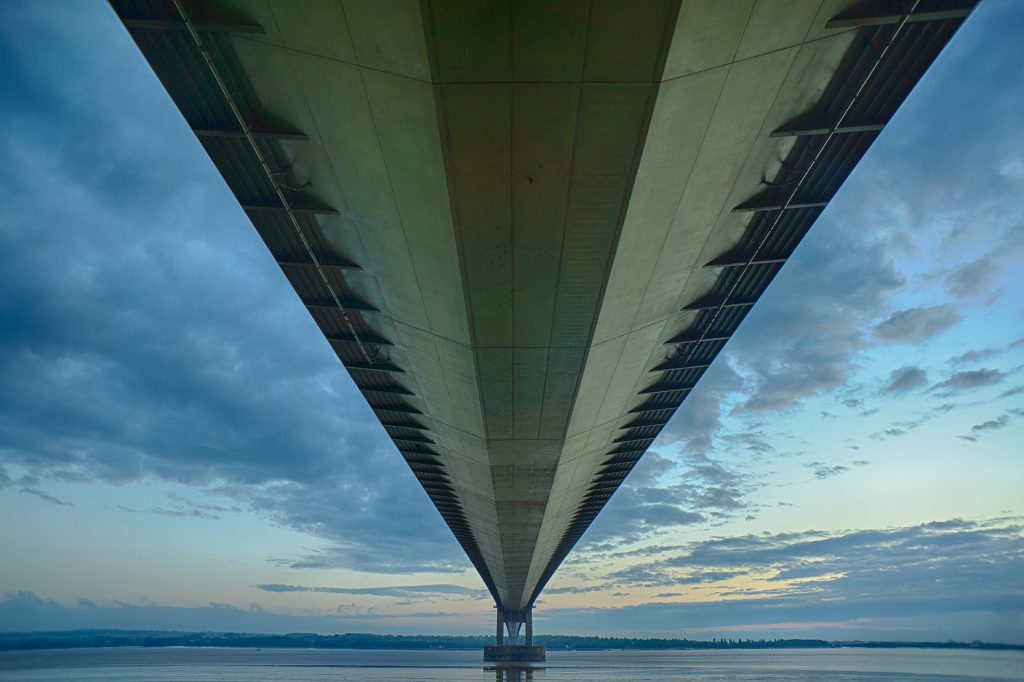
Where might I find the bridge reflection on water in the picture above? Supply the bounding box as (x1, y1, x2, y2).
(486, 666, 537, 682)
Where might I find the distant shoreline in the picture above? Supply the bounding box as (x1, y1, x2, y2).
(1, 631, 1021, 652)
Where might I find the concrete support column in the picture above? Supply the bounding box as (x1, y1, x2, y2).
(484, 605, 544, 663)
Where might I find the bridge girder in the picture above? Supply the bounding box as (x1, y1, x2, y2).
(110, 0, 977, 611)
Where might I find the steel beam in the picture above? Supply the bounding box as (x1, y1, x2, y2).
(639, 382, 696, 395)
(381, 421, 429, 431)
(621, 416, 667, 429)
(826, 6, 972, 29)
(345, 361, 405, 374)
(360, 385, 415, 396)
(302, 297, 379, 313)
(326, 332, 392, 346)
(277, 254, 361, 270)
(651, 358, 711, 372)
(194, 126, 308, 141)
(370, 404, 423, 415)
(242, 202, 340, 216)
(682, 295, 756, 312)
(612, 435, 655, 445)
(769, 122, 885, 137)
(396, 434, 436, 445)
(122, 18, 264, 33)
(732, 199, 829, 213)
(665, 331, 731, 344)
(628, 402, 682, 415)
(704, 252, 788, 268)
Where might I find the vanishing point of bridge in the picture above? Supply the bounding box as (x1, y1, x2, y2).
(111, 0, 975, 663)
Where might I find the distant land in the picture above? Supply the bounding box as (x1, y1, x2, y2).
(1, 630, 1021, 652)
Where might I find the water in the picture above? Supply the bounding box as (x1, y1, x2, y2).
(0, 647, 1021, 681)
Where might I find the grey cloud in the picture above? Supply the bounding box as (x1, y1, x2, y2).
(0, 591, 470, 635)
(113, 492, 241, 520)
(869, 427, 905, 441)
(884, 365, 928, 393)
(675, 570, 747, 585)
(543, 517, 1024, 640)
(605, 564, 674, 588)
(803, 462, 849, 480)
(870, 402, 959, 441)
(661, 360, 743, 453)
(663, 519, 1022, 578)
(944, 256, 999, 298)
(724, 207, 905, 415)
(0, 4, 465, 576)
(542, 585, 606, 595)
(577, 440, 750, 549)
(970, 416, 1012, 433)
(165, 491, 239, 514)
(960, 409, 1023, 442)
(873, 305, 961, 344)
(625, 451, 675, 488)
(933, 368, 1006, 393)
(19, 487, 74, 507)
(254, 583, 485, 599)
(719, 432, 775, 454)
(117, 505, 219, 521)
(950, 348, 999, 365)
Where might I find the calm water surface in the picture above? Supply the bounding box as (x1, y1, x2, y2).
(1, 647, 1022, 681)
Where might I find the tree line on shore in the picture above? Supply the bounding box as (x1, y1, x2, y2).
(1, 630, 1021, 652)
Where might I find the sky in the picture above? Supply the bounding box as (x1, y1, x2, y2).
(0, 1, 1022, 643)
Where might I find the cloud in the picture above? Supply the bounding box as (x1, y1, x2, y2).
(1001, 386, 1024, 399)
(542, 585, 607, 595)
(0, 591, 476, 635)
(950, 348, 999, 365)
(959, 409, 1024, 442)
(868, 402, 958, 441)
(662, 361, 743, 453)
(803, 462, 848, 480)
(117, 505, 219, 521)
(254, 583, 485, 599)
(933, 368, 1006, 394)
(545, 517, 1024, 641)
(873, 305, 962, 344)
(720, 190, 906, 415)
(0, 3, 465, 576)
(883, 366, 928, 393)
(19, 487, 74, 507)
(944, 256, 999, 298)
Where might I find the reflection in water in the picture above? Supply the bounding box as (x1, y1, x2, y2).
(490, 666, 537, 681)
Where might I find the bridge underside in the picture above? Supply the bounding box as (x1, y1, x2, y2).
(111, 0, 975, 611)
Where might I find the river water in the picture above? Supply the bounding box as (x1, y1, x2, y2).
(0, 646, 1021, 681)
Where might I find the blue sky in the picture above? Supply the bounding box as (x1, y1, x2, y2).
(0, 1, 1022, 642)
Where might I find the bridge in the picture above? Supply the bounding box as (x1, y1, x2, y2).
(110, 0, 976, 661)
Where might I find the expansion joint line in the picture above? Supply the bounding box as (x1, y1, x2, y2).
(677, 0, 922, 362)
(172, 0, 376, 366)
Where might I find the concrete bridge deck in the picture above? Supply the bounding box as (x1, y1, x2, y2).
(110, 0, 976, 630)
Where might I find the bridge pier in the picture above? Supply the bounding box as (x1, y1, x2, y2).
(483, 605, 545, 664)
